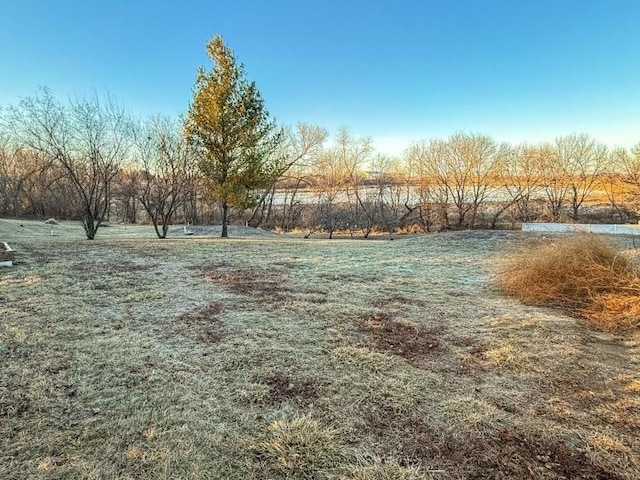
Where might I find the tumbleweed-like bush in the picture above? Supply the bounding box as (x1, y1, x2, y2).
(498, 234, 640, 332)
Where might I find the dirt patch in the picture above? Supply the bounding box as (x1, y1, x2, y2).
(173, 302, 224, 343)
(202, 264, 290, 303)
(263, 371, 325, 404)
(449, 337, 490, 375)
(359, 313, 444, 365)
(537, 373, 640, 432)
(362, 409, 618, 479)
(472, 430, 618, 479)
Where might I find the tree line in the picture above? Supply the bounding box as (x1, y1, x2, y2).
(1, 37, 639, 239)
(255, 131, 640, 237)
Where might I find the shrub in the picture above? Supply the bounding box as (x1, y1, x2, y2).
(497, 234, 640, 332)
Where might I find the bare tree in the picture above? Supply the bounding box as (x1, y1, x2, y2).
(333, 129, 376, 237)
(2, 88, 132, 239)
(600, 169, 634, 222)
(0, 140, 48, 217)
(303, 128, 377, 238)
(308, 157, 344, 238)
(406, 139, 451, 231)
(276, 161, 312, 232)
(538, 135, 609, 221)
(247, 123, 327, 228)
(370, 155, 410, 236)
(410, 133, 501, 229)
(306, 133, 356, 238)
(556, 134, 608, 220)
(614, 144, 640, 217)
(179, 155, 202, 226)
(135, 116, 194, 238)
(494, 143, 545, 226)
(112, 166, 142, 224)
(538, 142, 569, 221)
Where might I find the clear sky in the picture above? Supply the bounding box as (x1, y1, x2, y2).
(1, 0, 639, 154)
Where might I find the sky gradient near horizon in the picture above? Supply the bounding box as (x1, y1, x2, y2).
(1, 0, 639, 154)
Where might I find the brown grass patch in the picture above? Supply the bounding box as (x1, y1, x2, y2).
(361, 410, 619, 479)
(263, 371, 325, 404)
(343, 458, 425, 480)
(497, 234, 640, 332)
(586, 433, 639, 475)
(623, 380, 640, 393)
(359, 313, 444, 365)
(484, 342, 533, 371)
(480, 430, 619, 480)
(173, 302, 224, 343)
(203, 263, 290, 303)
(250, 416, 346, 477)
(450, 336, 489, 360)
(451, 338, 490, 376)
(597, 397, 640, 429)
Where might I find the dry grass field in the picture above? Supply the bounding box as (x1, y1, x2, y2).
(1, 219, 639, 479)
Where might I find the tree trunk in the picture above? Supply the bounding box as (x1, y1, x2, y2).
(221, 203, 229, 238)
(469, 204, 478, 229)
(264, 189, 275, 226)
(490, 201, 516, 229)
(247, 193, 267, 227)
(152, 222, 164, 239)
(84, 217, 97, 240)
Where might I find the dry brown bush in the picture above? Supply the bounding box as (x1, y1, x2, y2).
(498, 234, 640, 332)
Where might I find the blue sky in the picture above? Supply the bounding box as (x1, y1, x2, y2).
(1, 0, 639, 154)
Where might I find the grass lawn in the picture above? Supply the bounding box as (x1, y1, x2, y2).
(1, 219, 639, 479)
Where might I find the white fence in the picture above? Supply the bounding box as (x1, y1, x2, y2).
(522, 223, 640, 236)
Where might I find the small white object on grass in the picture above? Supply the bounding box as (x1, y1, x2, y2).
(184, 225, 194, 236)
(0, 241, 14, 267)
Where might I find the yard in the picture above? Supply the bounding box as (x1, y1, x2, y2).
(1, 219, 638, 479)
